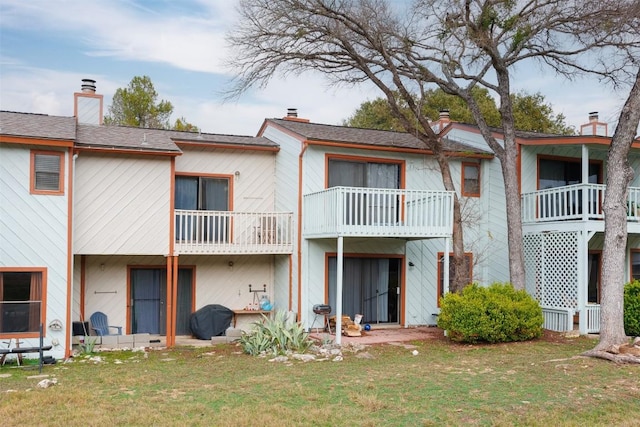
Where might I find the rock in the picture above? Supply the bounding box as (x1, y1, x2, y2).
(269, 355, 289, 363)
(37, 378, 58, 389)
(412, 350, 419, 356)
(292, 354, 316, 362)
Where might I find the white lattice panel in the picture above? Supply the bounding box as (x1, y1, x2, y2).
(523, 231, 578, 308)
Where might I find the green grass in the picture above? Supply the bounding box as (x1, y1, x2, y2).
(1, 335, 638, 426)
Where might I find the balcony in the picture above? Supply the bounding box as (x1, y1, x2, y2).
(303, 186, 454, 239)
(522, 183, 640, 226)
(174, 210, 293, 255)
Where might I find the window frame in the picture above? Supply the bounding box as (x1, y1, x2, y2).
(325, 154, 405, 189)
(631, 249, 640, 282)
(30, 150, 65, 195)
(461, 162, 481, 197)
(0, 267, 47, 339)
(437, 252, 473, 307)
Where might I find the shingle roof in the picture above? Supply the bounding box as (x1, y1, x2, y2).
(168, 130, 277, 148)
(267, 118, 492, 155)
(76, 124, 182, 153)
(0, 111, 76, 140)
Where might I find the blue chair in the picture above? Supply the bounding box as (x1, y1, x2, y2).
(90, 311, 122, 336)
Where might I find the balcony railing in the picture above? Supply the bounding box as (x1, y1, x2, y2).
(522, 183, 640, 223)
(174, 210, 293, 254)
(303, 186, 454, 238)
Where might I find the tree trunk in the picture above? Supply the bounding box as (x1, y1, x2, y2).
(592, 69, 640, 353)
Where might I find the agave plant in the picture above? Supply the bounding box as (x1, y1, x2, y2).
(239, 310, 313, 356)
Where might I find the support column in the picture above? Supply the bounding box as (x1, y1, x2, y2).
(578, 230, 588, 334)
(335, 236, 344, 345)
(165, 256, 174, 347)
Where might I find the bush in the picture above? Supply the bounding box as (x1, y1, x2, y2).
(239, 310, 313, 356)
(624, 280, 640, 337)
(437, 283, 543, 343)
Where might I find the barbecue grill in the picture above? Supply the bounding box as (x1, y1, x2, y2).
(311, 304, 332, 333)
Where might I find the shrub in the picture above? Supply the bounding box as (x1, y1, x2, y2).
(624, 280, 640, 337)
(239, 310, 313, 356)
(437, 282, 543, 343)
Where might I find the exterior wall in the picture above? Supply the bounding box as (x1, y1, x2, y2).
(74, 153, 171, 255)
(82, 254, 275, 333)
(176, 146, 277, 212)
(520, 144, 609, 194)
(264, 125, 302, 314)
(0, 143, 70, 358)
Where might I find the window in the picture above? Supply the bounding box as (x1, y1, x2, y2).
(437, 252, 473, 306)
(631, 250, 640, 281)
(327, 157, 402, 226)
(0, 269, 46, 336)
(31, 150, 64, 194)
(462, 162, 480, 197)
(174, 175, 230, 242)
(328, 158, 401, 189)
(538, 157, 601, 189)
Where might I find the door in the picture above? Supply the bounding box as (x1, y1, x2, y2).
(328, 159, 400, 226)
(175, 176, 229, 242)
(130, 268, 193, 335)
(587, 252, 601, 304)
(328, 257, 400, 324)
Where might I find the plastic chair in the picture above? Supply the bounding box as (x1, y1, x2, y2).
(90, 311, 122, 336)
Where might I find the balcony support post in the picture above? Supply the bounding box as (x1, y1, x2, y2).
(335, 236, 344, 345)
(582, 145, 589, 221)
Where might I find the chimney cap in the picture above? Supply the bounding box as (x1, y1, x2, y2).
(287, 108, 298, 118)
(81, 79, 97, 93)
(589, 111, 599, 120)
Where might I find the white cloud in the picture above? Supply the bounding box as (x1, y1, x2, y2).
(1, 0, 235, 74)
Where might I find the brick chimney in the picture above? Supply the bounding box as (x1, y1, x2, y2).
(283, 108, 309, 123)
(580, 111, 607, 136)
(74, 79, 103, 125)
(435, 109, 451, 133)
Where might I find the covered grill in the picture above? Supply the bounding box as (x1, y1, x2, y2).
(311, 304, 332, 333)
(313, 304, 331, 315)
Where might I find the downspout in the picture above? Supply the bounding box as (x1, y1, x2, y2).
(296, 142, 309, 322)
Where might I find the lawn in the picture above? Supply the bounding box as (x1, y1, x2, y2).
(0, 332, 638, 426)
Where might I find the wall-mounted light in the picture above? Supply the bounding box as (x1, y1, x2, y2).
(228, 261, 234, 267)
(234, 170, 240, 177)
(100, 263, 105, 271)
(408, 261, 415, 267)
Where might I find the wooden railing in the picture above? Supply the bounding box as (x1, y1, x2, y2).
(174, 210, 293, 254)
(585, 304, 601, 334)
(303, 187, 454, 238)
(522, 184, 640, 223)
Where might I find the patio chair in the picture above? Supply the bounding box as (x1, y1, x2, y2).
(90, 311, 122, 336)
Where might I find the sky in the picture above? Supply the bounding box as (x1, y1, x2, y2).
(0, 0, 634, 136)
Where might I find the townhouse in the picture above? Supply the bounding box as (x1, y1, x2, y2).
(2, 80, 638, 357)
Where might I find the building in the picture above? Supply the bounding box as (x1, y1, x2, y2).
(2, 80, 639, 357)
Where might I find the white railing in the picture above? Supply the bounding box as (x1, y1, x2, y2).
(585, 304, 601, 334)
(174, 210, 293, 254)
(303, 187, 454, 238)
(541, 306, 574, 332)
(522, 184, 640, 223)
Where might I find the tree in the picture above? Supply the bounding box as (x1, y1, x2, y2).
(105, 75, 199, 131)
(226, 0, 637, 293)
(344, 89, 574, 134)
(585, 75, 640, 360)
